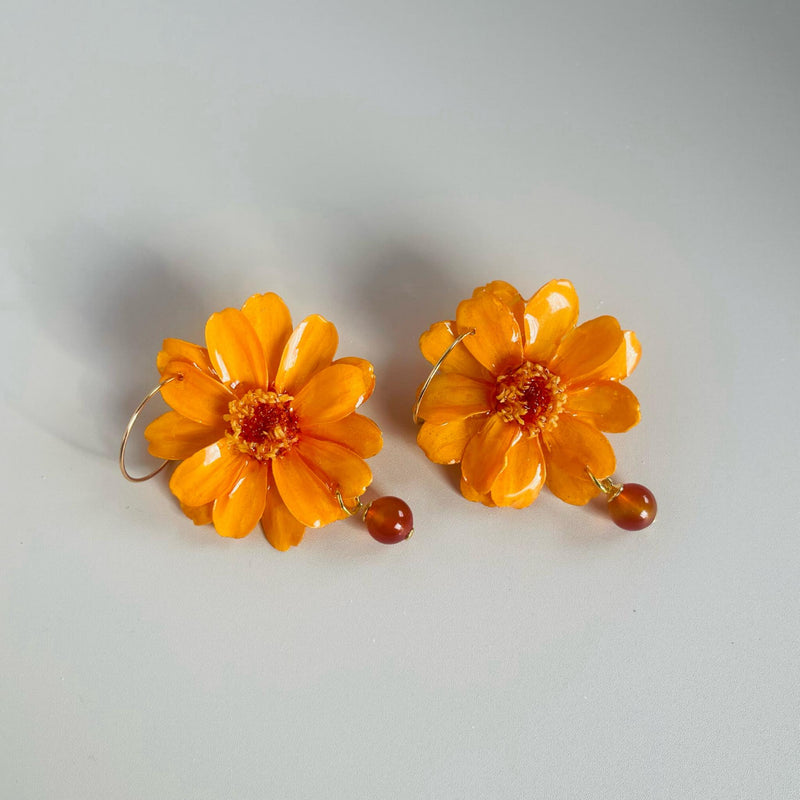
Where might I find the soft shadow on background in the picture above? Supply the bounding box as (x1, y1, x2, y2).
(15, 225, 207, 458)
(350, 236, 473, 437)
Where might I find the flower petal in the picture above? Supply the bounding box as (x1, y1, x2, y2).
(211, 459, 269, 539)
(416, 417, 485, 465)
(456, 289, 524, 376)
(333, 357, 375, 401)
(274, 315, 338, 395)
(419, 320, 494, 382)
(157, 338, 215, 376)
(297, 437, 372, 498)
(292, 364, 369, 424)
(261, 481, 305, 551)
(460, 475, 496, 507)
(491, 434, 546, 508)
(461, 414, 521, 495)
(523, 279, 579, 364)
(477, 280, 525, 333)
(160, 360, 235, 426)
(241, 292, 293, 384)
(301, 414, 382, 458)
(549, 315, 623, 384)
(564, 381, 641, 432)
(272, 449, 341, 528)
(180, 501, 214, 526)
(205, 308, 266, 389)
(542, 415, 616, 505)
(576, 330, 642, 383)
(416, 373, 494, 424)
(145, 411, 226, 460)
(169, 438, 244, 507)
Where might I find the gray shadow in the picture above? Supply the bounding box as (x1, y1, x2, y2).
(559, 494, 627, 544)
(350, 237, 473, 437)
(17, 225, 208, 456)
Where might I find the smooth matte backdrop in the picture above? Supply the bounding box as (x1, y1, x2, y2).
(1, 2, 798, 798)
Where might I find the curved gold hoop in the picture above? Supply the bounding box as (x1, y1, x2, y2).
(119, 377, 176, 483)
(412, 329, 475, 424)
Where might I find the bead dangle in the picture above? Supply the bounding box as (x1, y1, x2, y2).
(337, 493, 414, 545)
(586, 470, 657, 531)
(413, 279, 657, 531)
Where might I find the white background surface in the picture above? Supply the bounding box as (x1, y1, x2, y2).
(2, 2, 799, 798)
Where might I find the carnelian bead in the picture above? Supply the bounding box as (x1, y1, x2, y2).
(607, 483, 657, 531)
(364, 496, 414, 544)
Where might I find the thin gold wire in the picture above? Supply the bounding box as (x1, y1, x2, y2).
(412, 328, 476, 424)
(586, 467, 623, 500)
(119, 377, 176, 483)
(336, 491, 367, 519)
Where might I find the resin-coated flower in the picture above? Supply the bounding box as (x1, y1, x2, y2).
(144, 293, 381, 550)
(416, 280, 641, 507)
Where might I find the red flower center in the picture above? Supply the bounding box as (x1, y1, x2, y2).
(495, 362, 565, 435)
(225, 389, 299, 461)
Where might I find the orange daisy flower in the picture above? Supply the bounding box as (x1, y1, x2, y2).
(143, 293, 381, 550)
(416, 280, 641, 508)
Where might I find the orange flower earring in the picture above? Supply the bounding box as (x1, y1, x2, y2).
(120, 293, 413, 550)
(413, 279, 657, 530)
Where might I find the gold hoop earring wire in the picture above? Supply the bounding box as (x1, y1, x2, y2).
(412, 329, 475, 424)
(119, 377, 176, 482)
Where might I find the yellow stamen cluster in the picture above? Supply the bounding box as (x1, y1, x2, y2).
(225, 389, 299, 462)
(495, 361, 565, 436)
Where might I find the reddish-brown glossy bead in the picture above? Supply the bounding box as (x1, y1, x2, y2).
(607, 483, 657, 531)
(364, 496, 414, 544)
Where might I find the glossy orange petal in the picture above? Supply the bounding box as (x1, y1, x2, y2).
(157, 338, 215, 376)
(564, 381, 641, 432)
(416, 373, 494, 424)
(241, 292, 293, 383)
(460, 475, 496, 507)
(261, 481, 305, 551)
(490, 434, 546, 508)
(576, 330, 642, 383)
(205, 308, 266, 389)
(549, 315, 623, 384)
(169, 438, 244, 507)
(301, 414, 383, 458)
(333, 357, 375, 402)
(419, 320, 494, 382)
(272, 449, 341, 528)
(292, 364, 369, 424)
(144, 411, 226, 460)
(476, 280, 525, 333)
(523, 279, 579, 364)
(416, 417, 485, 465)
(211, 459, 269, 538)
(160, 360, 235, 426)
(297, 437, 372, 498)
(542, 415, 616, 505)
(456, 289, 524, 376)
(461, 414, 521, 495)
(274, 314, 338, 394)
(180, 501, 214, 526)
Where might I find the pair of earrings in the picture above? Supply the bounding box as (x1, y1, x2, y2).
(120, 279, 656, 551)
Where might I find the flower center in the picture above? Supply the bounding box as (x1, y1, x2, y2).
(494, 362, 565, 435)
(225, 389, 299, 462)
